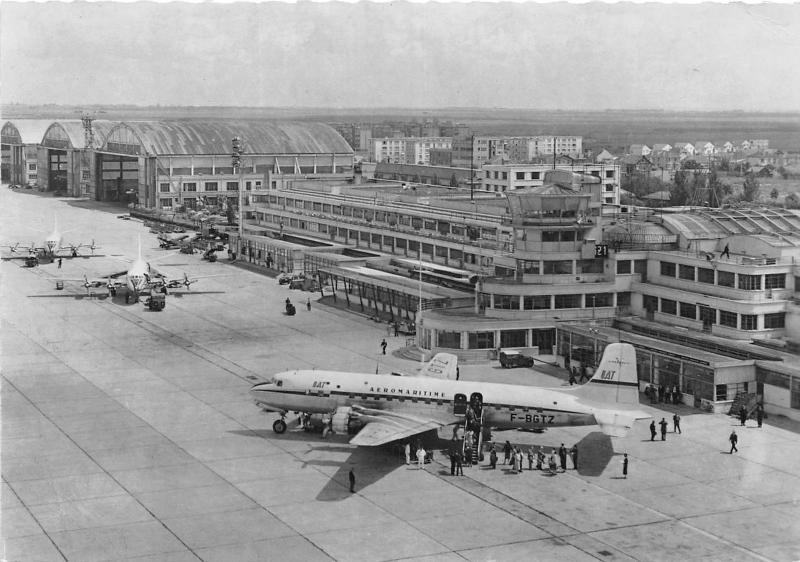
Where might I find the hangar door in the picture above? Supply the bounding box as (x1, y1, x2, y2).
(97, 153, 138, 203)
(48, 150, 68, 192)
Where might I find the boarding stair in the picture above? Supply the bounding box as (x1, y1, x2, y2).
(728, 392, 758, 418)
(461, 406, 484, 465)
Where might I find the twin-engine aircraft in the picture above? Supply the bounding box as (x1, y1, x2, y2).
(52, 237, 225, 306)
(2, 216, 100, 266)
(251, 342, 651, 446)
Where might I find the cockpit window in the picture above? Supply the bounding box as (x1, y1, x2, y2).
(276, 380, 283, 387)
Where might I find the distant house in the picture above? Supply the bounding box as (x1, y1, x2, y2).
(651, 144, 679, 170)
(694, 142, 716, 157)
(629, 144, 652, 156)
(595, 149, 616, 163)
(620, 154, 654, 175)
(674, 142, 695, 157)
(721, 141, 735, 153)
(652, 143, 672, 154)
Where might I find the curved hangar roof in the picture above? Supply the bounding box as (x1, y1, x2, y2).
(102, 121, 353, 156)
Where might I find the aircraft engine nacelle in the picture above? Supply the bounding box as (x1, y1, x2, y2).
(331, 406, 363, 435)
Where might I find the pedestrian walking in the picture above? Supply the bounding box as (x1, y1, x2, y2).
(558, 443, 567, 471)
(528, 447, 535, 470)
(570, 445, 578, 470)
(659, 418, 668, 441)
(57, 257, 62, 268)
(503, 440, 512, 464)
(381, 338, 387, 355)
(739, 405, 748, 426)
(756, 404, 764, 428)
(306, 298, 311, 311)
(721, 243, 730, 259)
(417, 445, 426, 469)
(349, 468, 356, 493)
(729, 430, 738, 453)
(464, 442, 472, 467)
(673, 413, 681, 434)
(404, 442, 411, 465)
(650, 420, 657, 441)
(568, 369, 576, 386)
(622, 454, 629, 478)
(489, 445, 497, 469)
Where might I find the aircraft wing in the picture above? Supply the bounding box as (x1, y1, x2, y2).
(348, 406, 449, 446)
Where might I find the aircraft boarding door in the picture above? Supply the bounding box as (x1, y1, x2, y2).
(453, 393, 467, 416)
(469, 393, 484, 420)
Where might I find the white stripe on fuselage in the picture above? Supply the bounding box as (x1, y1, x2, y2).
(251, 370, 598, 431)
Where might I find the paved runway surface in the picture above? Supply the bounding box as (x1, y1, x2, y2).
(2, 187, 800, 561)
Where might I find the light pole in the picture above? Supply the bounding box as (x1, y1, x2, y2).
(232, 136, 243, 255)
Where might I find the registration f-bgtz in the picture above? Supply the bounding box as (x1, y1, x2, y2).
(251, 343, 651, 446)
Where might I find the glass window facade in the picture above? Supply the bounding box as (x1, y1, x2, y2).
(468, 332, 495, 349)
(437, 331, 461, 349)
(660, 261, 676, 277)
(500, 330, 527, 348)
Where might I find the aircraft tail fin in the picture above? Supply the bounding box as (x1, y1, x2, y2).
(571, 343, 640, 406)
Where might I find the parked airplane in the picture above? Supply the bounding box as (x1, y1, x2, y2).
(158, 231, 199, 249)
(2, 216, 100, 266)
(251, 343, 651, 446)
(52, 236, 224, 306)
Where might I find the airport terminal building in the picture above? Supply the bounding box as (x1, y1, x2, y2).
(5, 116, 800, 422)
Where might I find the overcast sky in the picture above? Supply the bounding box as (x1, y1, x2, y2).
(2, 2, 799, 112)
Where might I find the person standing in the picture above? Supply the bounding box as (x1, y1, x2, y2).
(455, 450, 464, 476)
(558, 443, 568, 471)
(673, 413, 681, 434)
(380, 338, 387, 355)
(503, 440, 512, 465)
(650, 420, 657, 441)
(570, 445, 578, 470)
(756, 404, 764, 428)
(456, 366, 460, 381)
(659, 418, 668, 441)
(528, 447, 535, 471)
(672, 385, 680, 405)
(57, 257, 62, 269)
(729, 430, 739, 453)
(536, 446, 544, 470)
(622, 454, 629, 479)
(464, 442, 472, 468)
(417, 445, 426, 469)
(450, 447, 457, 476)
(489, 445, 497, 469)
(349, 468, 356, 493)
(306, 297, 311, 311)
(404, 442, 411, 465)
(568, 370, 576, 386)
(739, 405, 748, 426)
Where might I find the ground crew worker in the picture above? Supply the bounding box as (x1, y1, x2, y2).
(729, 430, 738, 453)
(673, 413, 681, 434)
(349, 468, 356, 493)
(659, 418, 668, 441)
(650, 420, 657, 441)
(417, 445, 426, 470)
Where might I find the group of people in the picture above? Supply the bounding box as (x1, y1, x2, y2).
(649, 414, 681, 441)
(485, 441, 577, 475)
(567, 365, 591, 386)
(738, 403, 764, 428)
(645, 383, 681, 405)
(404, 441, 431, 469)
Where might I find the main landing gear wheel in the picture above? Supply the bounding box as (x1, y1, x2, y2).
(273, 419, 287, 434)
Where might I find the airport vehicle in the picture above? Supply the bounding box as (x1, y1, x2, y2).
(52, 236, 225, 305)
(392, 258, 478, 291)
(499, 349, 535, 368)
(144, 292, 166, 311)
(2, 216, 100, 265)
(251, 342, 650, 445)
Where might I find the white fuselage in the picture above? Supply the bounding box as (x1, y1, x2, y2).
(251, 370, 598, 432)
(43, 231, 62, 256)
(126, 258, 152, 295)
